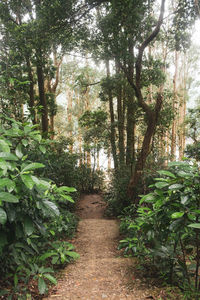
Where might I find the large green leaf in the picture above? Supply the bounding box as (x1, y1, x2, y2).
(43, 274, 57, 285)
(0, 139, 10, 153)
(24, 216, 34, 236)
(177, 170, 193, 178)
(24, 125, 32, 134)
(0, 208, 7, 225)
(0, 152, 18, 161)
(21, 174, 35, 189)
(57, 186, 76, 193)
(188, 223, 200, 229)
(0, 178, 15, 191)
(39, 145, 46, 154)
(0, 161, 7, 170)
(0, 192, 19, 203)
(66, 251, 80, 259)
(22, 139, 28, 147)
(171, 212, 184, 219)
(15, 144, 23, 159)
(181, 195, 188, 205)
(140, 193, 156, 204)
(21, 163, 44, 173)
(31, 176, 50, 190)
(169, 184, 183, 190)
(157, 170, 176, 178)
(155, 182, 169, 189)
(39, 252, 57, 261)
(60, 194, 74, 203)
(43, 200, 59, 216)
(168, 161, 188, 167)
(38, 277, 47, 294)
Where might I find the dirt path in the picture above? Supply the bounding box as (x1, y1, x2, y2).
(44, 194, 162, 300)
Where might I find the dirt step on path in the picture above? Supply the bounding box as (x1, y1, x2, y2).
(44, 194, 160, 300)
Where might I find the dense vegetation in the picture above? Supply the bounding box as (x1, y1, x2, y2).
(1, 0, 200, 299)
(0, 117, 79, 299)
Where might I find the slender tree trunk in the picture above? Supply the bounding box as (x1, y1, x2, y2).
(171, 50, 179, 160)
(50, 115, 54, 140)
(178, 53, 187, 160)
(97, 149, 100, 170)
(85, 56, 91, 166)
(107, 148, 111, 170)
(67, 88, 73, 152)
(34, 1, 48, 134)
(106, 60, 118, 170)
(36, 61, 48, 134)
(21, 103, 24, 120)
(116, 61, 125, 168)
(126, 98, 135, 170)
(26, 56, 36, 124)
(147, 45, 153, 103)
(87, 150, 91, 166)
(128, 99, 162, 200)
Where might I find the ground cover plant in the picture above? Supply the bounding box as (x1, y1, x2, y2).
(119, 160, 200, 299)
(0, 116, 79, 299)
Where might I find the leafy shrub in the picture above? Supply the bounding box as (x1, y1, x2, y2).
(76, 165, 104, 193)
(119, 160, 200, 298)
(0, 116, 78, 297)
(30, 144, 104, 197)
(105, 168, 132, 216)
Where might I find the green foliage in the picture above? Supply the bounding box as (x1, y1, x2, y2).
(29, 141, 104, 195)
(119, 160, 200, 297)
(77, 165, 104, 193)
(185, 107, 200, 161)
(105, 168, 132, 216)
(39, 241, 80, 266)
(0, 116, 78, 297)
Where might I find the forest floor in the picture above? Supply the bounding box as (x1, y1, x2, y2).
(44, 194, 174, 300)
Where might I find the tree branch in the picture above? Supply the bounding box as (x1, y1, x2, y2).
(133, 0, 166, 115)
(136, 0, 166, 88)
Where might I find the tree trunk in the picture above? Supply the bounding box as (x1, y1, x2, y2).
(126, 98, 135, 171)
(67, 88, 73, 152)
(178, 53, 187, 160)
(128, 100, 162, 200)
(126, 39, 135, 172)
(116, 60, 125, 168)
(26, 56, 36, 124)
(78, 134, 82, 166)
(107, 148, 111, 170)
(50, 115, 54, 140)
(85, 57, 91, 165)
(97, 150, 100, 170)
(171, 50, 179, 160)
(106, 60, 118, 170)
(36, 62, 48, 135)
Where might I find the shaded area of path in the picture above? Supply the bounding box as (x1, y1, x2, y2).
(44, 194, 163, 300)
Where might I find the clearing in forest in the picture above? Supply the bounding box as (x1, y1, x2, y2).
(44, 194, 166, 300)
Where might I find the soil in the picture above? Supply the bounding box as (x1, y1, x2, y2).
(44, 194, 168, 300)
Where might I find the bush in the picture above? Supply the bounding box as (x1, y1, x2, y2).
(76, 165, 104, 193)
(119, 160, 200, 298)
(0, 116, 78, 298)
(30, 143, 104, 198)
(105, 168, 132, 216)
